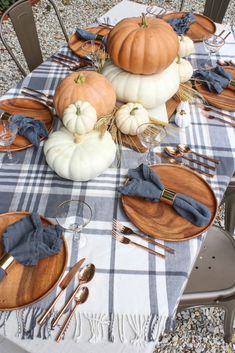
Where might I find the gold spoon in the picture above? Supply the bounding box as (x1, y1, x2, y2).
(178, 144, 220, 164)
(52, 264, 95, 328)
(56, 287, 89, 342)
(164, 146, 216, 171)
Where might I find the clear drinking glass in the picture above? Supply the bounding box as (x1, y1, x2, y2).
(203, 35, 225, 67)
(0, 120, 18, 164)
(137, 123, 166, 165)
(56, 200, 92, 247)
(80, 40, 106, 72)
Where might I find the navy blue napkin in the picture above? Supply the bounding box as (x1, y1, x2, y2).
(118, 164, 211, 227)
(193, 66, 232, 93)
(75, 28, 108, 46)
(167, 12, 196, 35)
(10, 115, 48, 148)
(0, 213, 63, 282)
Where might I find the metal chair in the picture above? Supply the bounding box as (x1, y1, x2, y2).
(178, 182, 235, 343)
(0, 0, 68, 76)
(179, 0, 230, 23)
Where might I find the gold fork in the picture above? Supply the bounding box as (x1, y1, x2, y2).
(112, 229, 165, 259)
(113, 219, 175, 254)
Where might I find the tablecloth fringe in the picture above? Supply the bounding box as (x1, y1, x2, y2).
(0, 309, 167, 345)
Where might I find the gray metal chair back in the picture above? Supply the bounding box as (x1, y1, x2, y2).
(0, 0, 68, 76)
(179, 0, 230, 23)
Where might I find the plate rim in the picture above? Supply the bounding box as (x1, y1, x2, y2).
(0, 211, 68, 311)
(121, 163, 218, 242)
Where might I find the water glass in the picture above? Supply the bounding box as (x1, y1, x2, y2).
(0, 120, 18, 164)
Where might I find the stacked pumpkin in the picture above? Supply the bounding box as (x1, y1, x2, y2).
(102, 15, 194, 126)
(44, 71, 117, 182)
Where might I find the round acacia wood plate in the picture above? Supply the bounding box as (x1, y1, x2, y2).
(68, 26, 111, 57)
(0, 212, 67, 310)
(0, 99, 53, 152)
(194, 67, 235, 112)
(162, 12, 216, 42)
(121, 164, 217, 241)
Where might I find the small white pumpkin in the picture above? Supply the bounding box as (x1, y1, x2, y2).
(44, 128, 116, 182)
(177, 100, 190, 114)
(178, 35, 194, 57)
(102, 60, 180, 109)
(175, 102, 191, 128)
(115, 103, 149, 135)
(177, 58, 193, 83)
(62, 100, 97, 134)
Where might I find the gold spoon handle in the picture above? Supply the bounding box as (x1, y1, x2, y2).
(56, 302, 79, 342)
(190, 150, 220, 164)
(181, 155, 216, 170)
(208, 115, 235, 127)
(130, 240, 165, 258)
(51, 282, 81, 328)
(132, 232, 175, 254)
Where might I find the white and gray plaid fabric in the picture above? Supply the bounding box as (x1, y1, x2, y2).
(0, 1, 235, 349)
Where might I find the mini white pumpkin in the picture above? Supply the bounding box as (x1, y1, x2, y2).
(44, 128, 116, 181)
(177, 58, 193, 83)
(102, 60, 180, 109)
(175, 101, 191, 128)
(62, 100, 97, 134)
(178, 35, 194, 57)
(115, 103, 149, 135)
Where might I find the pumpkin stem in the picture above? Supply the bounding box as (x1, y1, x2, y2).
(139, 13, 148, 28)
(74, 133, 81, 143)
(130, 107, 139, 115)
(76, 106, 81, 115)
(180, 34, 184, 41)
(74, 74, 86, 84)
(176, 55, 182, 64)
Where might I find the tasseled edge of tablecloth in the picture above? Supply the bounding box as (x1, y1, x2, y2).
(0, 309, 168, 346)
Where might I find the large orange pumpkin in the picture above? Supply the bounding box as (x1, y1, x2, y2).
(107, 15, 179, 75)
(53, 71, 116, 118)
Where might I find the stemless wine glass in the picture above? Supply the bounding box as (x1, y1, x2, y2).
(0, 120, 18, 164)
(203, 35, 225, 68)
(56, 200, 92, 248)
(137, 123, 166, 165)
(80, 40, 106, 72)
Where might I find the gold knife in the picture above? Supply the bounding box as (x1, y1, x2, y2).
(38, 257, 85, 326)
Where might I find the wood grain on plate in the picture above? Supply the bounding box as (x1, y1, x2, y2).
(121, 96, 180, 152)
(0, 98, 53, 152)
(122, 164, 217, 241)
(69, 26, 111, 56)
(0, 212, 67, 310)
(162, 12, 216, 42)
(194, 67, 235, 112)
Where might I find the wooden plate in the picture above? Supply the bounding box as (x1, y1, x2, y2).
(121, 164, 217, 241)
(68, 26, 111, 56)
(194, 67, 235, 112)
(162, 12, 216, 42)
(0, 98, 53, 152)
(121, 96, 180, 152)
(0, 212, 67, 310)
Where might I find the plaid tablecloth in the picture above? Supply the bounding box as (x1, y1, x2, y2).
(0, 1, 235, 353)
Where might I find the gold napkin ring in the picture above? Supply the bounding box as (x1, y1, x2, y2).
(160, 188, 176, 206)
(0, 253, 15, 273)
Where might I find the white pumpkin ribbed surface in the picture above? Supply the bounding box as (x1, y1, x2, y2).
(44, 128, 116, 181)
(178, 35, 195, 57)
(115, 103, 149, 135)
(62, 100, 97, 134)
(102, 60, 180, 109)
(178, 59, 193, 83)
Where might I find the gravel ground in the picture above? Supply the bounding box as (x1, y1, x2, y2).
(0, 0, 234, 352)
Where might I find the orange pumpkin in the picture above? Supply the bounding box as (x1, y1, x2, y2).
(53, 71, 116, 118)
(107, 15, 179, 75)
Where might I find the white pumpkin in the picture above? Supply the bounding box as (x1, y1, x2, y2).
(177, 100, 190, 114)
(175, 101, 191, 128)
(44, 128, 116, 181)
(102, 60, 180, 109)
(62, 100, 97, 134)
(178, 35, 194, 57)
(115, 103, 149, 135)
(177, 58, 193, 83)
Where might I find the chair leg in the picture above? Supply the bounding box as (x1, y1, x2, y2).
(223, 299, 235, 343)
(224, 191, 235, 235)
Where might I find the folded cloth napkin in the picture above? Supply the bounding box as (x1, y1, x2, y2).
(10, 115, 48, 148)
(118, 164, 211, 227)
(193, 66, 232, 93)
(167, 12, 196, 35)
(0, 213, 63, 282)
(75, 28, 108, 47)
